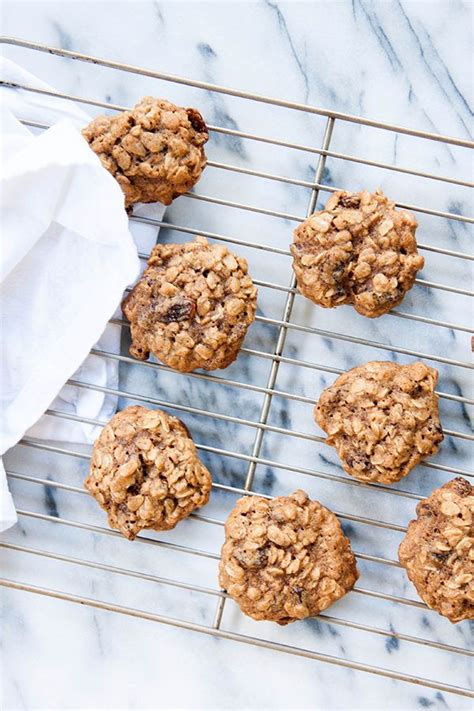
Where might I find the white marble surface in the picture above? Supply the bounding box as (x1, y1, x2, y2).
(1, 1, 473, 709)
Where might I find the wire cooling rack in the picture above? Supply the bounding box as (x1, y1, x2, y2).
(1, 38, 473, 702)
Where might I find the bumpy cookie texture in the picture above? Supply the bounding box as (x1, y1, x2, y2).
(82, 96, 208, 208)
(315, 361, 443, 484)
(291, 190, 424, 317)
(122, 236, 257, 372)
(219, 490, 359, 624)
(85, 405, 212, 540)
(399, 478, 474, 622)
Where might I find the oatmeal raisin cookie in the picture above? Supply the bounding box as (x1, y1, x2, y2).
(398, 477, 473, 622)
(315, 361, 443, 484)
(219, 490, 358, 624)
(85, 405, 212, 539)
(82, 96, 208, 207)
(291, 190, 424, 317)
(122, 236, 257, 372)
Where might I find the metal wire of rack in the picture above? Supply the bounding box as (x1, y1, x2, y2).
(1, 38, 473, 702)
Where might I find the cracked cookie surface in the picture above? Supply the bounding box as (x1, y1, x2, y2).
(122, 236, 257, 372)
(219, 490, 358, 624)
(315, 361, 443, 484)
(82, 96, 208, 207)
(291, 190, 424, 317)
(399, 478, 473, 622)
(85, 405, 212, 540)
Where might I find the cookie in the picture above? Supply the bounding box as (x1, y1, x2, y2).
(82, 96, 208, 208)
(219, 490, 358, 624)
(122, 236, 257, 372)
(399, 478, 473, 622)
(291, 189, 424, 317)
(315, 361, 443, 484)
(85, 405, 212, 540)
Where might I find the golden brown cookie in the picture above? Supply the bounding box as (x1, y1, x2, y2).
(291, 190, 424, 317)
(219, 490, 358, 624)
(122, 236, 257, 372)
(315, 361, 443, 484)
(85, 405, 212, 540)
(399, 478, 473, 622)
(82, 96, 208, 208)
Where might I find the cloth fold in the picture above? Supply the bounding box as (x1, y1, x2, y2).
(0, 58, 165, 531)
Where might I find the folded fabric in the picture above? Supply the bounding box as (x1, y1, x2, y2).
(0, 58, 165, 531)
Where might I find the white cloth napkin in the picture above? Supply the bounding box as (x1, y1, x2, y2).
(0, 59, 165, 531)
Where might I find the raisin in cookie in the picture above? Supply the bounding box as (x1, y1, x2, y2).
(399, 478, 473, 622)
(82, 96, 208, 208)
(291, 190, 424, 318)
(219, 490, 358, 624)
(85, 405, 212, 540)
(122, 236, 257, 372)
(315, 361, 443, 484)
